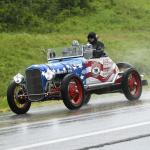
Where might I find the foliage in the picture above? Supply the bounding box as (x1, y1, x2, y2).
(0, 0, 94, 32)
(0, 0, 149, 32)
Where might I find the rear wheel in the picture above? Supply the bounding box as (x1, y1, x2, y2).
(122, 68, 142, 101)
(7, 81, 31, 114)
(61, 74, 84, 110)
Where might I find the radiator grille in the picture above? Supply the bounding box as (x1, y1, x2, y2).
(26, 69, 44, 101)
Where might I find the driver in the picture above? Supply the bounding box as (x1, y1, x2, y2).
(87, 32, 106, 58)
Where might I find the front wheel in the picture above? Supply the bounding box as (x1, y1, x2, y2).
(61, 74, 84, 110)
(7, 81, 31, 114)
(122, 68, 142, 101)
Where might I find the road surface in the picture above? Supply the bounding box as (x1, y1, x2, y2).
(0, 90, 150, 150)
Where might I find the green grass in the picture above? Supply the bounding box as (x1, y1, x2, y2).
(0, 97, 9, 112)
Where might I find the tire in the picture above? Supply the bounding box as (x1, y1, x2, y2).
(84, 93, 91, 105)
(122, 68, 142, 101)
(7, 81, 31, 114)
(61, 74, 84, 110)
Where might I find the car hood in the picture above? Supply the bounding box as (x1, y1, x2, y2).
(27, 57, 86, 75)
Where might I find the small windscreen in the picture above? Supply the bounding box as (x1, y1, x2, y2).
(47, 43, 94, 61)
(47, 45, 83, 60)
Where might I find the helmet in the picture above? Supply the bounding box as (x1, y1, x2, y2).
(87, 32, 97, 44)
(87, 32, 96, 39)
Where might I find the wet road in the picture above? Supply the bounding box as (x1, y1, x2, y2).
(0, 91, 150, 150)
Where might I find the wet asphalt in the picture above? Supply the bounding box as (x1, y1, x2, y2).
(0, 90, 150, 150)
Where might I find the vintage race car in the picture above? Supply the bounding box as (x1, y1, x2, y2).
(7, 42, 148, 114)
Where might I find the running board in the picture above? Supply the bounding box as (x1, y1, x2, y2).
(85, 83, 121, 94)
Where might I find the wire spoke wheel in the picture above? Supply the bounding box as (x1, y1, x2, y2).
(7, 81, 31, 114)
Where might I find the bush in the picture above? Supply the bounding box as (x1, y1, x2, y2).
(0, 0, 94, 32)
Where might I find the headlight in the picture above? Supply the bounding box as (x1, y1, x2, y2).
(14, 73, 24, 84)
(42, 69, 55, 81)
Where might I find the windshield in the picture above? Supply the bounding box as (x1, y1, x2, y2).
(47, 45, 83, 60)
(47, 44, 94, 61)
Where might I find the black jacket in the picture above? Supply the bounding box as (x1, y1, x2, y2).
(91, 41, 106, 58)
(92, 40, 104, 50)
